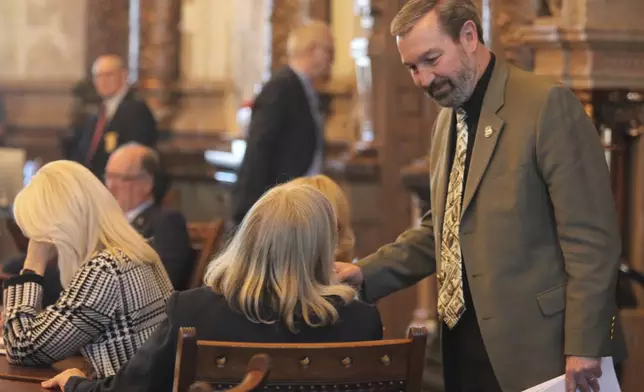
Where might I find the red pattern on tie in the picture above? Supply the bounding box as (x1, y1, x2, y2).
(85, 106, 107, 165)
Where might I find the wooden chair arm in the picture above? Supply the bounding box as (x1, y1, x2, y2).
(226, 354, 271, 392)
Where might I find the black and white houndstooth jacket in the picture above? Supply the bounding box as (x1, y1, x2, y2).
(2, 250, 174, 378)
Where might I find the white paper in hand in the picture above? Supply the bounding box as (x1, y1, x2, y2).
(521, 357, 621, 392)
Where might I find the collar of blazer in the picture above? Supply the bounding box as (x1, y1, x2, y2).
(433, 58, 509, 236)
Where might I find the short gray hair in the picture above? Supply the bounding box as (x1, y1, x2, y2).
(391, 0, 484, 44)
(286, 20, 331, 58)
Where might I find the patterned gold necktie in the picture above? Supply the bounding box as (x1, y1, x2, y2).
(438, 108, 469, 329)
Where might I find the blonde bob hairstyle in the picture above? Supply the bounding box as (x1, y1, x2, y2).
(13, 160, 161, 288)
(204, 183, 356, 333)
(288, 175, 355, 262)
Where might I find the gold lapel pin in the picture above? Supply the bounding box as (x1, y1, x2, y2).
(484, 126, 493, 138)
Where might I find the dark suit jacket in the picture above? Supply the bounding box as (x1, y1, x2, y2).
(65, 287, 383, 392)
(130, 204, 195, 290)
(232, 67, 320, 224)
(359, 60, 625, 391)
(69, 89, 158, 178)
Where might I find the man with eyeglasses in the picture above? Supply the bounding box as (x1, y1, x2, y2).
(69, 54, 157, 179)
(104, 143, 194, 291)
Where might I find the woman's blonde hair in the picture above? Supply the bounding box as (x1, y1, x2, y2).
(204, 183, 355, 333)
(289, 175, 355, 261)
(13, 160, 161, 287)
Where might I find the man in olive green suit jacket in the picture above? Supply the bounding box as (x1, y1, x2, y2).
(337, 1, 626, 391)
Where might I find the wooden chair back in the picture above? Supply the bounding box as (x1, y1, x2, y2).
(173, 327, 427, 392)
(189, 354, 271, 392)
(187, 220, 225, 289)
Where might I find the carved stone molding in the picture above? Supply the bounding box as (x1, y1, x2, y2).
(521, 26, 644, 90)
(493, 0, 536, 70)
(85, 0, 129, 72)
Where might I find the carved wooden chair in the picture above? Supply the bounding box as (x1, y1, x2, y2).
(173, 327, 428, 392)
(188, 354, 271, 392)
(186, 220, 225, 289)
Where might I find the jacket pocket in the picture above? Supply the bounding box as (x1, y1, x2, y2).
(536, 283, 566, 316)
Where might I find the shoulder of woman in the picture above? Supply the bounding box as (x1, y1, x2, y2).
(83, 250, 122, 273)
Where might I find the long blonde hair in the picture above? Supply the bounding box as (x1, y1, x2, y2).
(289, 175, 355, 261)
(204, 183, 355, 333)
(13, 160, 161, 287)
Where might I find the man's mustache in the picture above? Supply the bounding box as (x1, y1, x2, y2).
(424, 77, 452, 97)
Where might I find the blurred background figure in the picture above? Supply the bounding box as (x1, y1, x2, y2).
(68, 54, 158, 179)
(231, 20, 334, 226)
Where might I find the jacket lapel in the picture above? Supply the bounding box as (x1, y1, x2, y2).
(461, 61, 509, 216)
(433, 108, 454, 247)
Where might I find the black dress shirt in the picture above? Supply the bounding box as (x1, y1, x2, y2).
(442, 54, 503, 392)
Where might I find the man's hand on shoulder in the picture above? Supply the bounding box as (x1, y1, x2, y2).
(565, 356, 602, 392)
(333, 262, 363, 286)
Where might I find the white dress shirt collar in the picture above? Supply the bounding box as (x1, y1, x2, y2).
(125, 199, 154, 223)
(104, 86, 129, 120)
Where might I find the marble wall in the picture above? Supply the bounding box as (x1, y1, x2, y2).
(0, 0, 86, 81)
(0, 0, 86, 159)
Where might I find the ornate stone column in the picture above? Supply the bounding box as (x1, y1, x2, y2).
(138, 0, 181, 126)
(85, 0, 129, 71)
(310, 0, 332, 22)
(270, 0, 310, 71)
(492, 0, 536, 70)
(520, 0, 644, 306)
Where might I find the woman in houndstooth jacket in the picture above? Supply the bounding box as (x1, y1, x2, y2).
(2, 160, 173, 378)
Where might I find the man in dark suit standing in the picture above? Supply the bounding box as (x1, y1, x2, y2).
(105, 143, 194, 290)
(70, 54, 157, 179)
(336, 1, 625, 391)
(231, 20, 335, 225)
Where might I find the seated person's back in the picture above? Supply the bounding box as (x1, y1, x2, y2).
(53, 182, 382, 392)
(2, 160, 173, 378)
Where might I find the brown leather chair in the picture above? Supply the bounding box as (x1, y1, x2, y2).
(173, 327, 427, 392)
(186, 221, 225, 289)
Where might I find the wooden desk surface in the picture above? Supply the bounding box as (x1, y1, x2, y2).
(0, 356, 58, 383)
(0, 354, 87, 392)
(0, 379, 52, 391)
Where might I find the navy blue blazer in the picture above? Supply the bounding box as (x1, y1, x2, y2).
(130, 204, 195, 290)
(69, 90, 158, 179)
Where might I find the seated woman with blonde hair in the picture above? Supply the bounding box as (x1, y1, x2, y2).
(43, 182, 382, 391)
(289, 175, 355, 262)
(3, 160, 173, 378)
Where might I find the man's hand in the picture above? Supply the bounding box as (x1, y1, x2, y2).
(333, 262, 363, 286)
(41, 368, 87, 389)
(565, 356, 602, 392)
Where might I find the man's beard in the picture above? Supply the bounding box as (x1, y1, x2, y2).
(424, 62, 476, 108)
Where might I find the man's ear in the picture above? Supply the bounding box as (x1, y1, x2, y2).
(460, 20, 479, 52)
